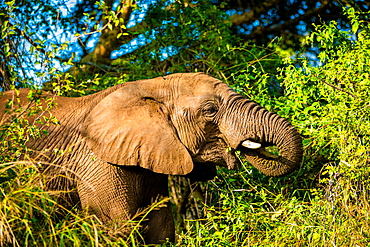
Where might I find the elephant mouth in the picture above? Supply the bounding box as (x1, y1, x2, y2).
(192, 138, 240, 170)
(193, 138, 294, 176)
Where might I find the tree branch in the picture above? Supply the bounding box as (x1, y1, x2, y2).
(67, 0, 136, 76)
(0, 62, 12, 90)
(241, 0, 330, 40)
(228, 0, 281, 26)
(8, 21, 71, 65)
(14, 27, 48, 56)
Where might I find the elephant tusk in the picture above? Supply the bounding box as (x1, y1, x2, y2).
(242, 140, 262, 149)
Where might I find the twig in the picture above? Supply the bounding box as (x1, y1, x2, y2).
(9, 21, 69, 64)
(310, 73, 362, 100)
(249, 51, 277, 66)
(11, 24, 48, 56)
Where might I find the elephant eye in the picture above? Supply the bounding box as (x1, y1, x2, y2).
(202, 102, 218, 118)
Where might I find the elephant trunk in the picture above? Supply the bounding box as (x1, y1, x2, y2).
(220, 96, 303, 177)
(241, 110, 303, 177)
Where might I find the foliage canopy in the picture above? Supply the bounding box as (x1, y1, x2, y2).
(1, 0, 369, 90)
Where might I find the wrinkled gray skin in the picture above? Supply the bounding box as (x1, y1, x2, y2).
(0, 73, 302, 244)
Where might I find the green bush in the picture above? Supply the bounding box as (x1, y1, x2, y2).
(177, 7, 370, 246)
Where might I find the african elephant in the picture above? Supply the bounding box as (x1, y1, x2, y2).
(0, 73, 302, 244)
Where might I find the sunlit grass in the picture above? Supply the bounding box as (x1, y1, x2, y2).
(0, 161, 172, 247)
(175, 173, 370, 246)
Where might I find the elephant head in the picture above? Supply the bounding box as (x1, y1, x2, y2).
(0, 72, 302, 244)
(82, 73, 302, 177)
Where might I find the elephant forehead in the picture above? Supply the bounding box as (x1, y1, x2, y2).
(172, 95, 218, 110)
(181, 82, 218, 95)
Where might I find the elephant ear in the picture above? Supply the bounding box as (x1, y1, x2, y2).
(82, 86, 193, 175)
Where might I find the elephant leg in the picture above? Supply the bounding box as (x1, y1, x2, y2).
(76, 161, 135, 223)
(136, 167, 175, 244)
(76, 161, 175, 242)
(143, 197, 175, 244)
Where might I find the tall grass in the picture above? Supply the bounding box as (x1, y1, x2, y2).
(0, 161, 172, 246)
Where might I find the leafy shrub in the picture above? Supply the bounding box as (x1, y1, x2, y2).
(177, 7, 370, 246)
